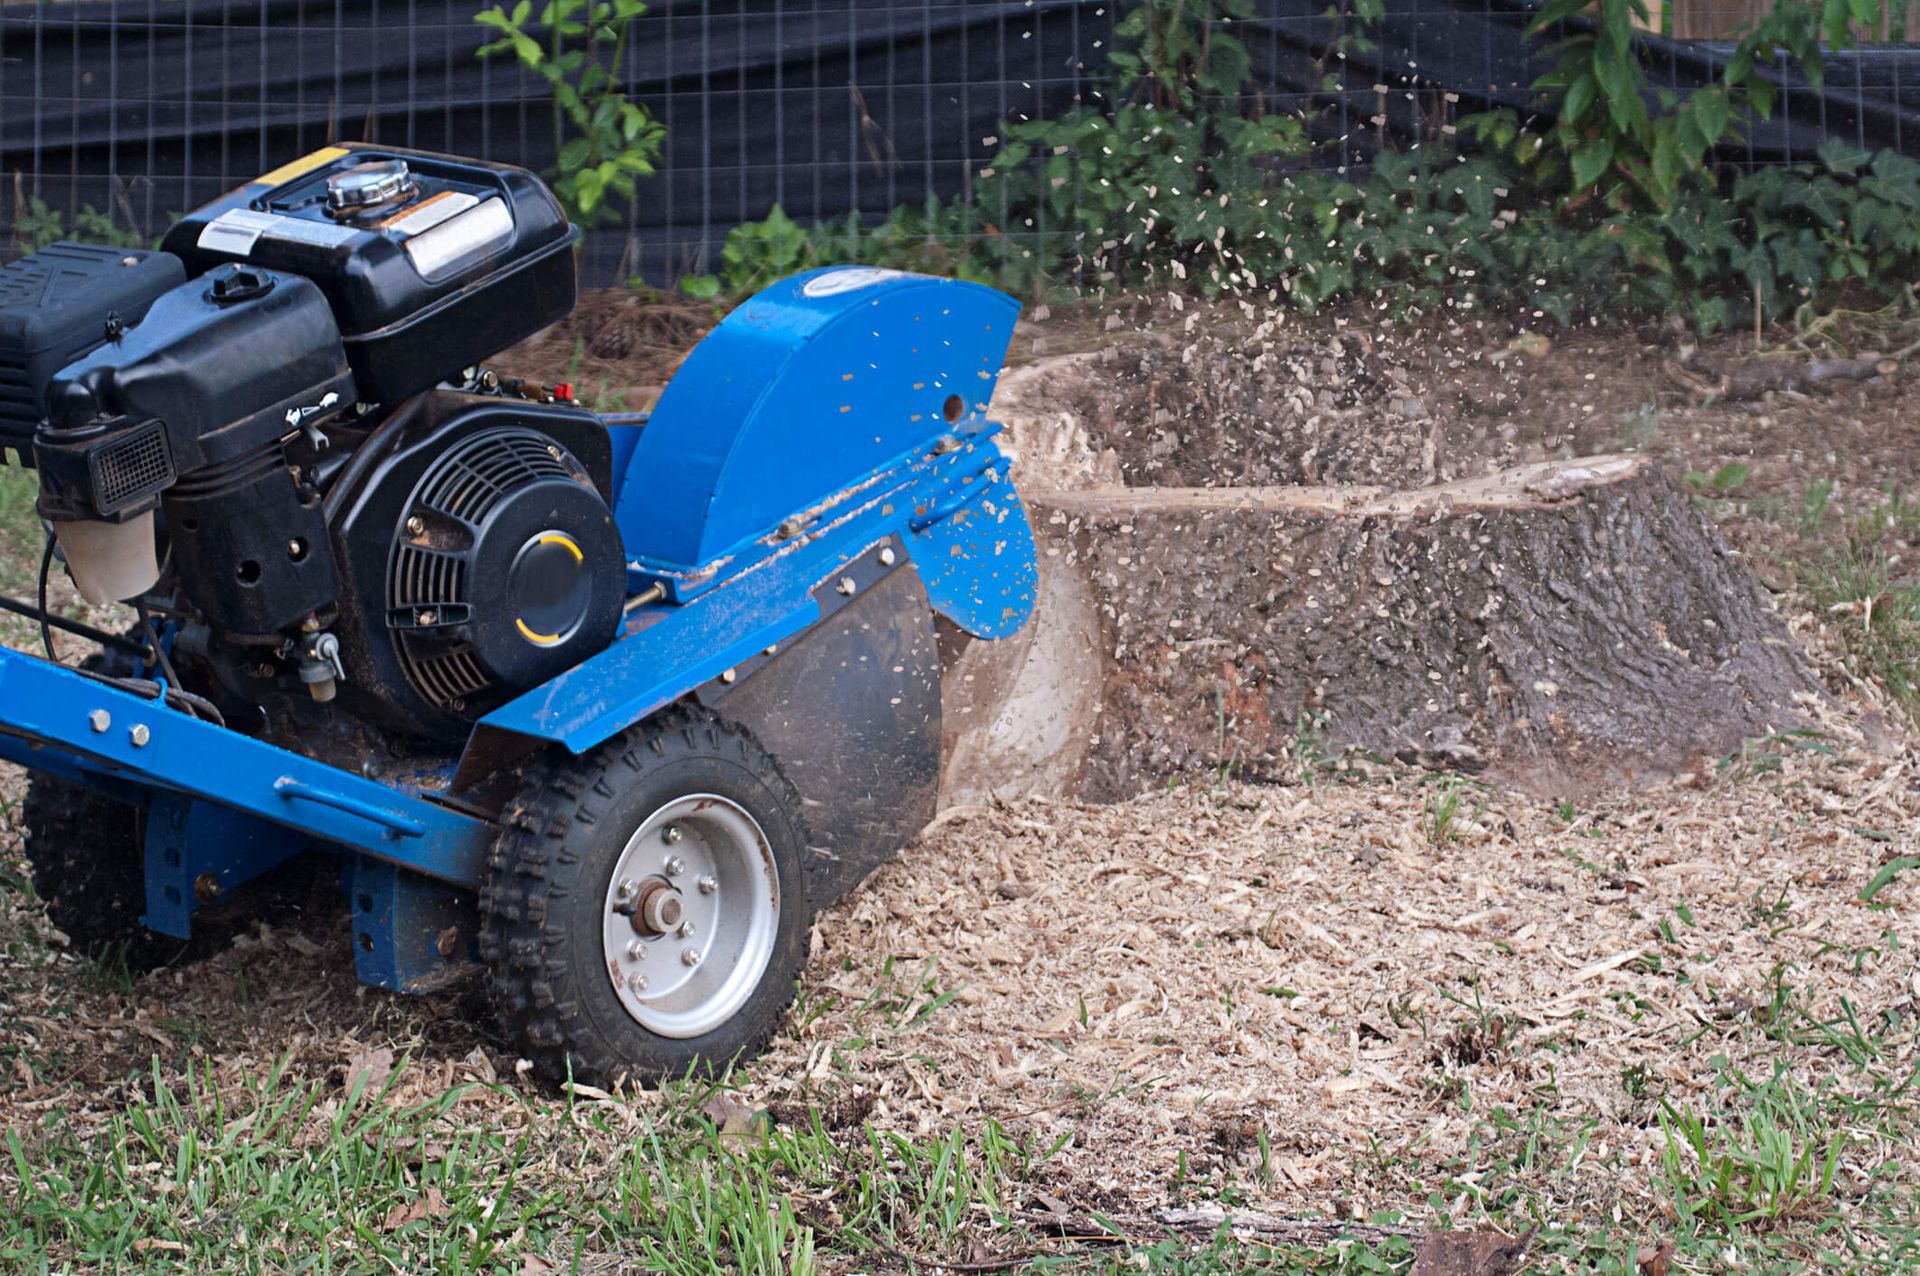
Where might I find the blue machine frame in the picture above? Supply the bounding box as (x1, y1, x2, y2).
(0, 267, 1037, 991)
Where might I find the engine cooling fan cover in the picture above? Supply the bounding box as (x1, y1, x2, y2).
(385, 426, 624, 718)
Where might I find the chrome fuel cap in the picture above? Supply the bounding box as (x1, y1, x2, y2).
(326, 159, 415, 214)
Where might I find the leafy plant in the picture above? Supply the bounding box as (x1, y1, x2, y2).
(680, 199, 993, 300)
(1468, 0, 1882, 212)
(1108, 0, 1258, 110)
(973, 0, 1308, 293)
(5, 185, 146, 259)
(474, 0, 665, 226)
(687, 0, 1920, 335)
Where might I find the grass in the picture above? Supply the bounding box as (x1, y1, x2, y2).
(0, 464, 41, 591)
(0, 1055, 1426, 1274)
(3, 1054, 1909, 1274)
(1794, 481, 1920, 718)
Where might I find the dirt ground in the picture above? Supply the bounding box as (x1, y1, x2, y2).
(3, 294, 1918, 1263)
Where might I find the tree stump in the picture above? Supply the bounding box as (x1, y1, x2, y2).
(942, 453, 1821, 801)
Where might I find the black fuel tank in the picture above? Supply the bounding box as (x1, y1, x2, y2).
(162, 145, 578, 406)
(42, 267, 355, 474)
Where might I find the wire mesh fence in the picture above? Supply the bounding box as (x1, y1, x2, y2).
(3, 0, 1917, 285)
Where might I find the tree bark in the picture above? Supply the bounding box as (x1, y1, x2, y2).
(942, 455, 1821, 801)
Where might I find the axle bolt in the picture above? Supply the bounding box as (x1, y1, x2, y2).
(681, 949, 701, 967)
(128, 724, 150, 748)
(661, 825, 683, 846)
(88, 709, 111, 733)
(625, 940, 648, 961)
(697, 875, 717, 895)
(637, 885, 684, 935)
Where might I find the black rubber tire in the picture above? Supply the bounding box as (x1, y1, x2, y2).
(19, 777, 191, 969)
(479, 708, 813, 1086)
(18, 643, 190, 969)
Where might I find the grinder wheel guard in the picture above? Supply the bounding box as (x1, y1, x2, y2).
(0, 145, 1037, 1084)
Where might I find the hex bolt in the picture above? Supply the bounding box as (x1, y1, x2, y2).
(720, 668, 737, 684)
(661, 825, 683, 846)
(678, 919, 696, 939)
(837, 576, 857, 596)
(128, 724, 151, 748)
(665, 855, 686, 876)
(632, 973, 650, 991)
(879, 546, 897, 567)
(406, 515, 426, 535)
(617, 878, 639, 901)
(625, 940, 649, 961)
(697, 875, 718, 895)
(681, 949, 702, 967)
(88, 709, 111, 733)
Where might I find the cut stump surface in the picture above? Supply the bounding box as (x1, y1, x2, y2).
(945, 453, 1820, 800)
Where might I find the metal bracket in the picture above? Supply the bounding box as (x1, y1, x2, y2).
(142, 792, 306, 937)
(345, 858, 477, 991)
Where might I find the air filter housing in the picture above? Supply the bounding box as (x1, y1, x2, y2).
(0, 244, 185, 464)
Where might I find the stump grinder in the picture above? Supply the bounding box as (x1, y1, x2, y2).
(0, 146, 1036, 1081)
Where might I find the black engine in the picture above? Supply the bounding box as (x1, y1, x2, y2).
(0, 146, 626, 748)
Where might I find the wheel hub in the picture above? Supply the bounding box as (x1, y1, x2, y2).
(600, 793, 780, 1039)
(630, 880, 684, 935)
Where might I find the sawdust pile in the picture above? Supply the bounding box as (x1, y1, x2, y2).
(758, 706, 1918, 1216)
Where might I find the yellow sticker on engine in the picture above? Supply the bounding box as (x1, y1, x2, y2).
(252, 147, 350, 190)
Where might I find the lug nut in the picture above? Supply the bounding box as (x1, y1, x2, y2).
(617, 879, 639, 900)
(662, 825, 683, 846)
(129, 724, 151, 747)
(697, 875, 717, 895)
(88, 709, 111, 733)
(665, 855, 686, 876)
(681, 949, 701, 967)
(678, 920, 696, 938)
(625, 940, 648, 961)
(632, 973, 650, 990)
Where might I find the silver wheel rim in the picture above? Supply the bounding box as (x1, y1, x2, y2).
(600, 793, 781, 1039)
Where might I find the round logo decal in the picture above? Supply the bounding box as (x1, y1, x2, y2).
(800, 267, 918, 298)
